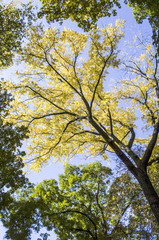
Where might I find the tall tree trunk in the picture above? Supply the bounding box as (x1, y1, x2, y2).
(136, 168, 159, 224)
(90, 118, 159, 224)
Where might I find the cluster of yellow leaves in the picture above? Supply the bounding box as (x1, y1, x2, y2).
(4, 20, 158, 170)
(118, 43, 158, 129)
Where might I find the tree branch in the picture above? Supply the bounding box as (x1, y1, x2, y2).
(127, 127, 135, 149)
(112, 119, 136, 148)
(44, 51, 91, 114)
(66, 130, 100, 142)
(52, 118, 84, 150)
(142, 121, 159, 169)
(89, 118, 138, 177)
(108, 108, 113, 135)
(44, 52, 82, 97)
(95, 182, 108, 235)
(147, 156, 159, 166)
(69, 227, 97, 240)
(28, 112, 76, 126)
(111, 195, 136, 235)
(26, 85, 73, 113)
(48, 209, 98, 238)
(105, 118, 140, 166)
(121, 82, 156, 125)
(90, 47, 113, 110)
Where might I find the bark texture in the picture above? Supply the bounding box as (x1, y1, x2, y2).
(136, 168, 159, 223)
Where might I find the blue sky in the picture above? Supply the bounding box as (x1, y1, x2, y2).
(0, 0, 152, 239)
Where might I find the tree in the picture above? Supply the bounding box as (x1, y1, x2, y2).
(124, 0, 159, 52)
(38, 0, 121, 31)
(37, 233, 50, 240)
(0, 2, 34, 67)
(5, 21, 159, 223)
(3, 162, 158, 239)
(0, 82, 30, 221)
(38, 0, 159, 51)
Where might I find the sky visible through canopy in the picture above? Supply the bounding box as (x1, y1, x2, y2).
(0, 0, 153, 239)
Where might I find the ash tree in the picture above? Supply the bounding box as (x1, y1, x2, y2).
(4, 20, 159, 224)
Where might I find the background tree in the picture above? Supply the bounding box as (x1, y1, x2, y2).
(3, 162, 158, 239)
(0, 1, 34, 67)
(38, 0, 121, 31)
(37, 233, 50, 240)
(38, 0, 159, 51)
(0, 82, 31, 229)
(0, 2, 35, 235)
(124, 0, 159, 53)
(5, 21, 159, 223)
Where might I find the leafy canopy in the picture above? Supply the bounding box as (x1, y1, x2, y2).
(4, 17, 159, 222)
(3, 162, 158, 239)
(0, 2, 34, 67)
(0, 83, 30, 217)
(5, 20, 159, 173)
(5, 20, 127, 170)
(125, 0, 159, 51)
(38, 0, 121, 31)
(38, 0, 159, 51)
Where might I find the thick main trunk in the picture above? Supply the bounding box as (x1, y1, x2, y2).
(89, 118, 159, 223)
(136, 168, 159, 224)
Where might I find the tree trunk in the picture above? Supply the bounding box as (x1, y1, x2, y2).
(136, 168, 159, 224)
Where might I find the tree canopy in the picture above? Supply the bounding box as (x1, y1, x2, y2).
(4, 19, 159, 223)
(0, 83, 30, 218)
(1, 0, 159, 237)
(5, 20, 125, 168)
(38, 0, 159, 51)
(3, 162, 158, 239)
(38, 0, 121, 31)
(0, 2, 34, 67)
(125, 0, 159, 52)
